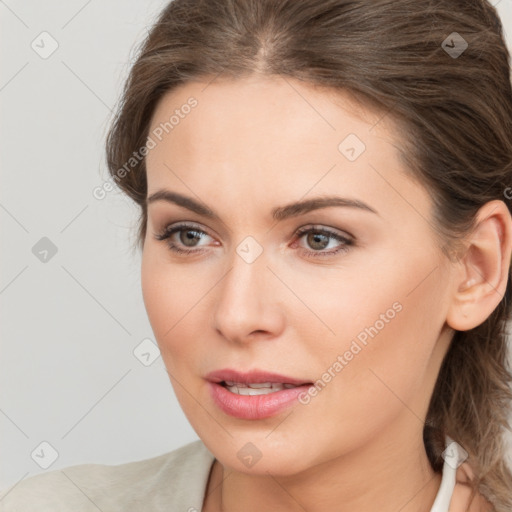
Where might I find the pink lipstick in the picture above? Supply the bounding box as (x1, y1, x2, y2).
(206, 369, 313, 420)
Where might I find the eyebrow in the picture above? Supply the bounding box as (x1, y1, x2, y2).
(146, 190, 378, 221)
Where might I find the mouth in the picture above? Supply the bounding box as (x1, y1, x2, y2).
(206, 369, 314, 419)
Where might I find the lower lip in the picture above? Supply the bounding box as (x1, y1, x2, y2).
(208, 382, 313, 420)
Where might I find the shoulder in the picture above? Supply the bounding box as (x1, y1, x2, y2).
(0, 440, 214, 512)
(449, 461, 494, 512)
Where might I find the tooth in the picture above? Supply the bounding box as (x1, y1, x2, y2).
(223, 382, 301, 395)
(228, 386, 275, 396)
(225, 385, 276, 395)
(247, 382, 272, 389)
(222, 381, 300, 389)
(247, 387, 274, 396)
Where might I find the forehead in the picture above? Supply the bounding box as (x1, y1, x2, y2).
(147, 74, 392, 157)
(144, 75, 430, 228)
(147, 76, 398, 171)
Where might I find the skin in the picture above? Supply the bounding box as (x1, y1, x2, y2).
(140, 74, 511, 512)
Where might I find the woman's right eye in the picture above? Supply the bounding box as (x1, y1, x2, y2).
(154, 223, 213, 255)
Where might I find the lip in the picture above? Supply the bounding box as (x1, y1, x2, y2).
(205, 368, 312, 386)
(205, 369, 313, 420)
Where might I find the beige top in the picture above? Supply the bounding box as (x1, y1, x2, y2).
(0, 437, 491, 511)
(0, 440, 215, 512)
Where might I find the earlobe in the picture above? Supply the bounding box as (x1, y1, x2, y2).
(446, 200, 512, 332)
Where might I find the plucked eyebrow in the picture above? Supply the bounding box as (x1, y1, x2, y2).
(146, 190, 379, 221)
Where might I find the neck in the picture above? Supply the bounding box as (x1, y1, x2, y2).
(204, 423, 442, 512)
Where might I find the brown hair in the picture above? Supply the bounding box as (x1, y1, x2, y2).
(105, 0, 512, 509)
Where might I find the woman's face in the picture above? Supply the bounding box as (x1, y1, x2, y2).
(141, 75, 456, 474)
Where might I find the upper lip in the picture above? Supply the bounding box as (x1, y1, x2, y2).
(205, 368, 312, 386)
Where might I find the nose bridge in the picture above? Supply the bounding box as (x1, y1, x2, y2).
(213, 234, 281, 342)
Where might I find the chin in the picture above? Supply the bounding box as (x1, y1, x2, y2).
(199, 430, 322, 476)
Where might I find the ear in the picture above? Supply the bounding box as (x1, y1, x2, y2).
(446, 200, 512, 331)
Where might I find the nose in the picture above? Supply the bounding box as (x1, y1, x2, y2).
(212, 243, 285, 345)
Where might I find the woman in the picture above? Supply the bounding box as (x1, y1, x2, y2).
(1, 0, 511, 511)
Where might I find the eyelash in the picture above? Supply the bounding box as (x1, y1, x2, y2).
(154, 222, 354, 258)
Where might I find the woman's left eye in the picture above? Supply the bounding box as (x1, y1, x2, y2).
(154, 223, 354, 258)
(293, 226, 354, 257)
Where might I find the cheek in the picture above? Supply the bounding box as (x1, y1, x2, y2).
(141, 251, 221, 428)
(313, 255, 447, 429)
(141, 252, 170, 340)
(141, 251, 188, 353)
(140, 248, 214, 376)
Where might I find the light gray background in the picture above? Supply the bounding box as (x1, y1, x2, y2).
(1, 0, 512, 491)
